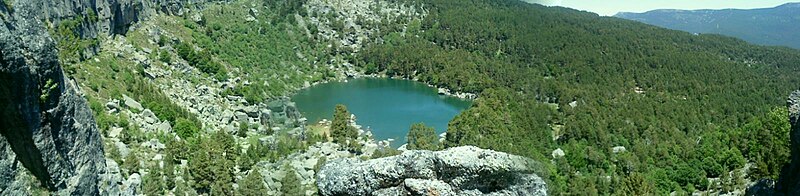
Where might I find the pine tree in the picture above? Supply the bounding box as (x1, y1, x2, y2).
(331, 104, 357, 143)
(280, 164, 303, 196)
(143, 166, 164, 196)
(238, 171, 268, 196)
(212, 130, 239, 163)
(330, 104, 361, 152)
(189, 134, 237, 195)
(407, 123, 440, 150)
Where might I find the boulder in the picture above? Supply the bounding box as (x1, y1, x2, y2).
(123, 173, 141, 196)
(317, 146, 547, 196)
(612, 146, 626, 154)
(115, 141, 131, 158)
(156, 122, 172, 133)
(244, 107, 260, 118)
(123, 94, 144, 111)
(106, 100, 120, 110)
(552, 148, 565, 158)
(235, 111, 249, 122)
(109, 126, 124, 138)
(142, 109, 157, 120)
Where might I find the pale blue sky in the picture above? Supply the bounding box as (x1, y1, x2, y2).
(525, 0, 800, 16)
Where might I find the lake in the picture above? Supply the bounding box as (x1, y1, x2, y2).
(291, 78, 473, 147)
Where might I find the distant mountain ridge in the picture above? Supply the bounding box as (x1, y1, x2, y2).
(615, 3, 800, 49)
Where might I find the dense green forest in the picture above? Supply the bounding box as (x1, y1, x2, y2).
(363, 0, 800, 194)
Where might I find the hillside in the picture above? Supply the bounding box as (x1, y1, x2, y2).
(616, 3, 800, 49)
(2, 0, 799, 195)
(361, 0, 800, 194)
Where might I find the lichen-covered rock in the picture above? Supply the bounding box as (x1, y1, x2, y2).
(778, 90, 800, 195)
(0, 2, 107, 195)
(317, 146, 547, 196)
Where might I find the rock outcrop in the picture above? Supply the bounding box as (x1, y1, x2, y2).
(317, 146, 548, 196)
(33, 0, 215, 36)
(778, 90, 800, 195)
(0, 2, 106, 195)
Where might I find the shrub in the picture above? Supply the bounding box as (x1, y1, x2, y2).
(174, 118, 200, 139)
(238, 122, 249, 138)
(176, 41, 227, 79)
(159, 50, 172, 64)
(123, 152, 141, 176)
(406, 123, 440, 151)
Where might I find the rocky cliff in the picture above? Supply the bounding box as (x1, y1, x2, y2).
(778, 90, 800, 195)
(0, 0, 214, 194)
(317, 146, 548, 196)
(35, 0, 214, 36)
(0, 1, 108, 195)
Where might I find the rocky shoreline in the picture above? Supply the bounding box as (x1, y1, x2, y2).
(304, 72, 478, 100)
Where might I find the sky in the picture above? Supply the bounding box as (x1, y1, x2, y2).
(524, 0, 800, 16)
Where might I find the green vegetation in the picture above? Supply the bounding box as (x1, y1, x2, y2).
(238, 122, 249, 138)
(54, 0, 334, 195)
(174, 118, 201, 139)
(52, 16, 99, 66)
(331, 104, 360, 152)
(122, 152, 140, 176)
(406, 123, 440, 150)
(158, 49, 172, 64)
(189, 131, 236, 194)
(731, 107, 791, 180)
(70, 50, 203, 142)
(143, 166, 165, 196)
(51, 0, 798, 194)
(238, 171, 268, 196)
(176, 42, 228, 81)
(280, 164, 303, 196)
(39, 79, 57, 103)
(371, 147, 402, 159)
(331, 104, 356, 142)
(366, 0, 800, 194)
(169, 0, 337, 103)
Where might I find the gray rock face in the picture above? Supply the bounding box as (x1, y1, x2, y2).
(29, 0, 215, 37)
(317, 146, 548, 196)
(2, 0, 218, 63)
(0, 2, 106, 195)
(778, 90, 800, 195)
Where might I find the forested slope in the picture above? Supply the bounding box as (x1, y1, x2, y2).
(359, 0, 800, 194)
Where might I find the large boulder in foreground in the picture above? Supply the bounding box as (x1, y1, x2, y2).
(317, 146, 547, 196)
(778, 90, 800, 195)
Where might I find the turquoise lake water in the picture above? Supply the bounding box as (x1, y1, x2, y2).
(291, 78, 472, 146)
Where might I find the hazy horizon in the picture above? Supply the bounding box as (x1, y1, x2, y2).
(524, 0, 800, 16)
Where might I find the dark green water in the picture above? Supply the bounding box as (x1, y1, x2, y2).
(291, 78, 472, 146)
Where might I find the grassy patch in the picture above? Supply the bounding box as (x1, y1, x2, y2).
(52, 16, 99, 67)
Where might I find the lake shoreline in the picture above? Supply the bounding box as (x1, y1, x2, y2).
(300, 72, 478, 100)
(291, 77, 472, 148)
